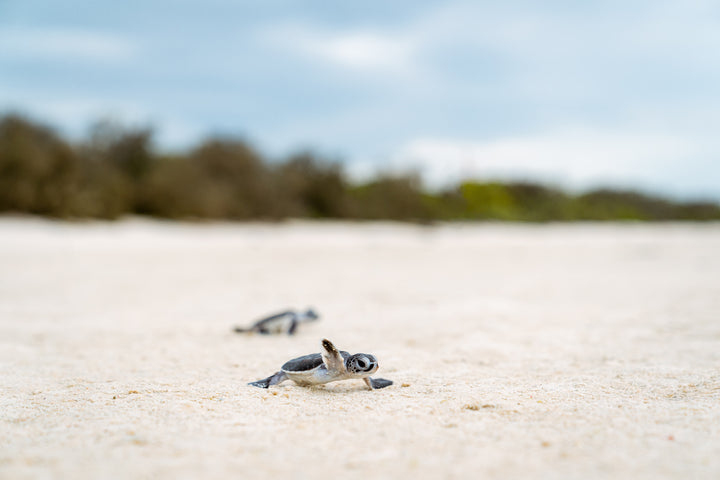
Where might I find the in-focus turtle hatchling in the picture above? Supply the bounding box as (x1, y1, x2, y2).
(248, 338, 393, 390)
(233, 308, 319, 335)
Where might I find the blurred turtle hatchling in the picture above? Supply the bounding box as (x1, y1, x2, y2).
(233, 308, 319, 335)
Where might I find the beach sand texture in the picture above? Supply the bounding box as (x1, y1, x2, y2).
(1, 219, 719, 479)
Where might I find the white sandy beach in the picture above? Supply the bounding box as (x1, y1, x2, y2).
(1, 218, 719, 479)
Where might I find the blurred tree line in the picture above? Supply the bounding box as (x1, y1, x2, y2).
(1, 113, 719, 222)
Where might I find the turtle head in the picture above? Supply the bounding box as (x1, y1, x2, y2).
(346, 354, 378, 376)
(304, 308, 320, 321)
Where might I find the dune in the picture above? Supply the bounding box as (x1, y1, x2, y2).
(1, 218, 719, 479)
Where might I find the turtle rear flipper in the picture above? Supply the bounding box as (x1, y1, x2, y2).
(287, 319, 299, 335)
(364, 377, 393, 390)
(248, 371, 288, 388)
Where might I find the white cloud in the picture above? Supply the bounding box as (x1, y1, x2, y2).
(310, 32, 414, 72)
(390, 128, 707, 191)
(258, 25, 419, 75)
(0, 27, 135, 63)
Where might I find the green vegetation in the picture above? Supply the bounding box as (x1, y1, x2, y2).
(1, 113, 718, 222)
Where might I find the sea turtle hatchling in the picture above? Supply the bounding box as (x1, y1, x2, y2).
(248, 339, 393, 390)
(233, 308, 319, 335)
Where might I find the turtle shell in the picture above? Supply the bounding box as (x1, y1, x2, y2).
(255, 310, 294, 328)
(281, 351, 350, 372)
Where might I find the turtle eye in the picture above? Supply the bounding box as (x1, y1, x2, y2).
(357, 359, 367, 369)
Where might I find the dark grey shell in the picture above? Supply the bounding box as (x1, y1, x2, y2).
(254, 310, 294, 328)
(281, 351, 350, 372)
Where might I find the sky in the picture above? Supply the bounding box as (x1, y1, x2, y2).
(1, 0, 719, 199)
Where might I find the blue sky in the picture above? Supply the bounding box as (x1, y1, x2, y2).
(1, 0, 719, 199)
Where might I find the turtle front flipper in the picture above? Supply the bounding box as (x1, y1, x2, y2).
(321, 339, 346, 374)
(248, 371, 288, 388)
(364, 377, 393, 390)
